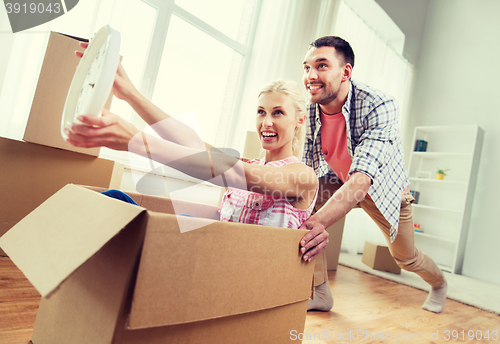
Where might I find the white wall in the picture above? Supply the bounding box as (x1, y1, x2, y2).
(406, 0, 500, 285)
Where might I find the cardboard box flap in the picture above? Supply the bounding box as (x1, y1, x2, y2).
(128, 216, 314, 329)
(0, 184, 145, 297)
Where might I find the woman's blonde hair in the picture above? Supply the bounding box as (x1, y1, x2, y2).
(258, 80, 307, 159)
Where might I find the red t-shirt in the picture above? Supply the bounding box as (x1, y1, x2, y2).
(320, 111, 403, 199)
(320, 110, 352, 183)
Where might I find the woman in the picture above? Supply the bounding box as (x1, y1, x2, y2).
(67, 43, 331, 310)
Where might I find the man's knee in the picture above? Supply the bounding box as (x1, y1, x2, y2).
(393, 253, 419, 271)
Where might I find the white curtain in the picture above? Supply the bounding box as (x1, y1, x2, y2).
(334, 1, 414, 141)
(232, 0, 342, 151)
(333, 1, 415, 254)
(0, 0, 104, 140)
(0, 31, 50, 140)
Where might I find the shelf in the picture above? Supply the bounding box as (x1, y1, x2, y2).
(412, 204, 461, 214)
(409, 125, 483, 274)
(415, 125, 478, 134)
(411, 152, 472, 159)
(409, 177, 467, 187)
(414, 231, 457, 244)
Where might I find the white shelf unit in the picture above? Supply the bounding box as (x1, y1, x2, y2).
(407, 125, 483, 274)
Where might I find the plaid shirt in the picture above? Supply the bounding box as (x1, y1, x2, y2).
(302, 80, 409, 242)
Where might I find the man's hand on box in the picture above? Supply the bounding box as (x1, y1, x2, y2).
(299, 217, 329, 262)
(65, 109, 140, 151)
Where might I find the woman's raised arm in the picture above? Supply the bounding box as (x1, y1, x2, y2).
(66, 112, 317, 203)
(75, 42, 207, 150)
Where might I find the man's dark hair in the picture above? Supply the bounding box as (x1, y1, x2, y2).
(310, 36, 355, 68)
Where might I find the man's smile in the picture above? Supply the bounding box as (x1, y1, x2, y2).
(307, 83, 324, 93)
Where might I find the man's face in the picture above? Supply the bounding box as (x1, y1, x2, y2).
(303, 46, 346, 106)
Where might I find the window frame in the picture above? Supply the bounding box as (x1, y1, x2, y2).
(116, 0, 262, 183)
(134, 0, 261, 140)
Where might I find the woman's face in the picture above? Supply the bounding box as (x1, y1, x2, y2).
(256, 91, 302, 157)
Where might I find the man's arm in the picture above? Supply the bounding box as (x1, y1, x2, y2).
(299, 172, 371, 261)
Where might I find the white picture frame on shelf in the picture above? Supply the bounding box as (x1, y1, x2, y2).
(416, 170, 431, 179)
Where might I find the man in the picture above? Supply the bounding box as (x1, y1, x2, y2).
(298, 36, 447, 313)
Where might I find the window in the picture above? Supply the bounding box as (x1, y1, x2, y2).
(151, 14, 243, 146)
(138, 0, 260, 148)
(119, 0, 261, 179)
(0, 0, 261, 174)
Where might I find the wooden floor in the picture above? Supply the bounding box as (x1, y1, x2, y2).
(1, 256, 498, 344)
(0, 257, 40, 344)
(304, 268, 499, 343)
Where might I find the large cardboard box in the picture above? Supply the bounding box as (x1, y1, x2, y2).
(0, 137, 122, 256)
(361, 241, 401, 274)
(23, 31, 112, 156)
(0, 184, 315, 344)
